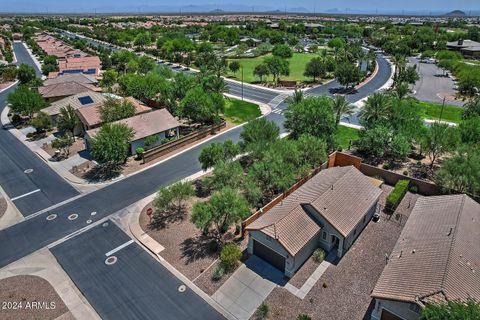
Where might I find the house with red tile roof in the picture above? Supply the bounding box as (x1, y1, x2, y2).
(57, 56, 102, 76)
(246, 166, 382, 277)
(38, 81, 101, 102)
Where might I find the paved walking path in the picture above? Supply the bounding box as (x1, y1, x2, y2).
(284, 250, 337, 299)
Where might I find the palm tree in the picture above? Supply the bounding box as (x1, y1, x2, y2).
(57, 105, 79, 140)
(392, 54, 407, 82)
(359, 93, 392, 127)
(286, 89, 304, 106)
(332, 95, 355, 125)
(394, 82, 410, 100)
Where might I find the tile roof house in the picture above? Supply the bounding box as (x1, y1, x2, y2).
(42, 91, 106, 123)
(38, 82, 101, 102)
(43, 73, 98, 86)
(246, 166, 382, 277)
(85, 108, 180, 155)
(57, 56, 102, 76)
(76, 96, 151, 131)
(371, 194, 480, 320)
(447, 39, 480, 58)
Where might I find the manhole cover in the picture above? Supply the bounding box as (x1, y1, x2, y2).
(24, 169, 33, 174)
(86, 219, 92, 224)
(178, 285, 186, 293)
(102, 222, 109, 228)
(46, 214, 57, 221)
(105, 256, 117, 265)
(68, 213, 78, 220)
(91, 211, 97, 216)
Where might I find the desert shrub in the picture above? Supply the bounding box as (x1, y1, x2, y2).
(256, 302, 269, 320)
(386, 179, 410, 213)
(312, 248, 326, 263)
(220, 243, 242, 269)
(297, 314, 312, 320)
(212, 265, 225, 281)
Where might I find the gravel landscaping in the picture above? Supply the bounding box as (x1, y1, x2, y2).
(256, 185, 420, 320)
(139, 186, 248, 295)
(0, 196, 7, 219)
(0, 275, 69, 320)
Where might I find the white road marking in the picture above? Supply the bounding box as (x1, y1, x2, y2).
(105, 239, 134, 257)
(11, 189, 41, 201)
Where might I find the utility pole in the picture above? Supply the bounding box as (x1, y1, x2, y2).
(241, 66, 244, 101)
(439, 96, 446, 122)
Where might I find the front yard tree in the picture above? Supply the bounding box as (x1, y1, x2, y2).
(198, 140, 240, 171)
(154, 181, 195, 214)
(57, 105, 79, 140)
(29, 111, 52, 133)
(51, 134, 74, 157)
(263, 56, 289, 85)
(272, 44, 293, 59)
(253, 63, 269, 82)
(191, 187, 250, 237)
(90, 123, 134, 167)
(100, 69, 118, 91)
(229, 61, 240, 76)
(420, 123, 459, 168)
(334, 62, 362, 89)
(420, 299, 480, 320)
(303, 57, 326, 82)
(99, 97, 136, 123)
(17, 63, 36, 85)
(7, 86, 47, 119)
(239, 118, 279, 159)
(181, 87, 224, 125)
(208, 161, 244, 191)
(332, 95, 355, 125)
(284, 96, 336, 148)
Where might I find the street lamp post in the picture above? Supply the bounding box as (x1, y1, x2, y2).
(241, 66, 244, 101)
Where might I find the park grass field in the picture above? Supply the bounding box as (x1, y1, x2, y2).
(227, 53, 320, 83)
(335, 125, 360, 150)
(223, 98, 261, 124)
(417, 101, 463, 123)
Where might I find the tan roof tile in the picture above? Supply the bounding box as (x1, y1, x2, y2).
(372, 194, 480, 304)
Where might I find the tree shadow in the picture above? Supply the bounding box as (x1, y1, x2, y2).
(180, 234, 219, 264)
(82, 165, 122, 182)
(148, 207, 187, 230)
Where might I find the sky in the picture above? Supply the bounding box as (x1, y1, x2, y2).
(1, 0, 479, 14)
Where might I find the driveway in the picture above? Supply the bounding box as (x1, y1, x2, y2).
(212, 256, 286, 320)
(409, 57, 464, 106)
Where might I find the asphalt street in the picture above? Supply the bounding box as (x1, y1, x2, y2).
(0, 42, 79, 216)
(50, 221, 224, 320)
(0, 40, 391, 270)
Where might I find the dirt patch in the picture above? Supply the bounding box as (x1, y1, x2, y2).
(42, 137, 86, 159)
(0, 275, 69, 320)
(0, 196, 7, 219)
(139, 190, 248, 295)
(287, 256, 320, 289)
(258, 186, 421, 320)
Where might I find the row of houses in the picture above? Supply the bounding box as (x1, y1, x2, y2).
(38, 73, 179, 155)
(34, 33, 102, 76)
(245, 165, 479, 320)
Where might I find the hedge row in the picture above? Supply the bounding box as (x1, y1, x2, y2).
(386, 179, 410, 213)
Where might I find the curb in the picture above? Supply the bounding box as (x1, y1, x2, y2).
(0, 80, 18, 94)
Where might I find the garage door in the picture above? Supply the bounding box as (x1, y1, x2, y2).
(381, 309, 402, 320)
(253, 240, 286, 272)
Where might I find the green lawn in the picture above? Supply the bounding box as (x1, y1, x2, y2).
(227, 53, 322, 83)
(223, 98, 261, 124)
(335, 125, 360, 150)
(416, 101, 463, 123)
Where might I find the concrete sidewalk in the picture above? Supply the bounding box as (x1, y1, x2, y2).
(0, 248, 99, 320)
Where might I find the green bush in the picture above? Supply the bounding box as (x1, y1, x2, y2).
(312, 248, 326, 263)
(211, 265, 225, 281)
(220, 243, 242, 269)
(386, 179, 410, 213)
(135, 147, 145, 155)
(256, 302, 269, 320)
(297, 314, 312, 320)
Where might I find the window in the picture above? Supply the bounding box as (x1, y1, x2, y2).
(409, 304, 421, 314)
(322, 231, 327, 240)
